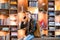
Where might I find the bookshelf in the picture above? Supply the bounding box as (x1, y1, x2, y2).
(48, 0, 55, 37)
(0, 0, 10, 40)
(55, 11, 60, 37)
(9, 0, 18, 40)
(10, 0, 18, 14)
(0, 0, 18, 40)
(55, 0, 60, 34)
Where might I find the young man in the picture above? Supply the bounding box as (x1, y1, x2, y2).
(24, 11, 37, 40)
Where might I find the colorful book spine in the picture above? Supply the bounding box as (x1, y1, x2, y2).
(0, 19, 4, 25)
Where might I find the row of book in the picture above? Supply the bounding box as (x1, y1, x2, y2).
(1, 27, 17, 31)
(0, 3, 9, 9)
(0, 3, 17, 10)
(29, 1, 38, 7)
(9, 0, 18, 39)
(0, 19, 17, 25)
(48, 0, 60, 11)
(0, 3, 17, 9)
(48, 1, 54, 11)
(48, 0, 55, 37)
(0, 0, 60, 11)
(48, 29, 60, 37)
(10, 5, 17, 10)
(48, 12, 55, 16)
(0, 31, 17, 40)
(0, 14, 17, 25)
(39, 27, 60, 37)
(48, 15, 60, 26)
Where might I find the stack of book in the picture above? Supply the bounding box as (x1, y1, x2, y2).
(55, 29, 60, 37)
(48, 0, 55, 37)
(48, 2, 54, 6)
(10, 5, 17, 10)
(48, 12, 55, 16)
(11, 27, 17, 31)
(9, 14, 17, 25)
(11, 32, 17, 36)
(6, 33, 10, 40)
(0, 3, 9, 9)
(2, 27, 9, 31)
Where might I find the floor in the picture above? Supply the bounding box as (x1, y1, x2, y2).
(32, 38, 60, 40)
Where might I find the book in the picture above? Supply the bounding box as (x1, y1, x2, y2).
(10, 1, 17, 4)
(29, 2, 38, 7)
(11, 32, 17, 36)
(9, 15, 17, 21)
(0, 3, 9, 9)
(11, 38, 17, 40)
(49, 31, 55, 36)
(55, 29, 60, 36)
(55, 22, 60, 26)
(4, 19, 7, 25)
(0, 19, 1, 25)
(5, 3, 9, 9)
(0, 36, 5, 40)
(9, 14, 17, 20)
(9, 14, 17, 25)
(48, 7, 54, 11)
(48, 12, 55, 16)
(49, 22, 55, 26)
(0, 19, 4, 25)
(10, 21, 17, 25)
(2, 27, 9, 31)
(6, 33, 10, 40)
(49, 27, 55, 31)
(48, 17, 54, 22)
(11, 27, 17, 31)
(10, 10, 17, 14)
(10, 5, 17, 10)
(48, 2, 54, 6)
(28, 0, 37, 1)
(6, 17, 10, 25)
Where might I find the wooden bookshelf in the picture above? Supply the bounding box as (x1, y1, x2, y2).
(9, 0, 18, 40)
(48, 0, 55, 37)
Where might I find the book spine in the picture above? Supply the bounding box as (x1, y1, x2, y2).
(1, 19, 4, 25)
(6, 18, 10, 25)
(1, 3, 5, 9)
(4, 19, 7, 25)
(0, 19, 1, 25)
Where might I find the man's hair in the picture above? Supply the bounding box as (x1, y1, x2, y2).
(26, 11, 31, 15)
